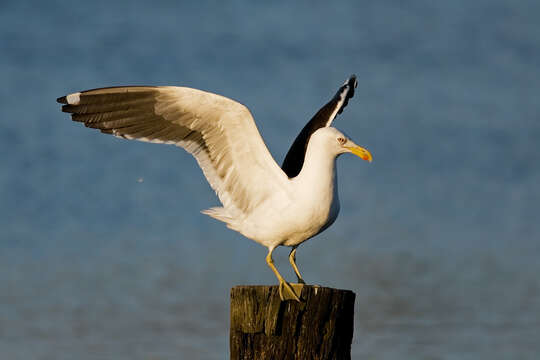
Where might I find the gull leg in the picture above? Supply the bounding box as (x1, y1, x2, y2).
(266, 246, 301, 302)
(288, 246, 306, 284)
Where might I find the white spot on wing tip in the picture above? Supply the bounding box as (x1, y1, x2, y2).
(66, 92, 81, 105)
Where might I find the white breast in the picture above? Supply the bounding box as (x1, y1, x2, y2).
(237, 145, 341, 248)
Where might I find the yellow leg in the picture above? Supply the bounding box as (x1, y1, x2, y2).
(288, 246, 306, 284)
(266, 246, 301, 302)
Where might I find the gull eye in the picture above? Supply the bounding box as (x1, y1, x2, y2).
(337, 137, 347, 145)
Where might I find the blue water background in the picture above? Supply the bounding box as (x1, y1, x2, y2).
(1, 1, 539, 359)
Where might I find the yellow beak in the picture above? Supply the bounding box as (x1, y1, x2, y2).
(346, 145, 373, 163)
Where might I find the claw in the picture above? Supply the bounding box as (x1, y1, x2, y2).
(279, 280, 303, 302)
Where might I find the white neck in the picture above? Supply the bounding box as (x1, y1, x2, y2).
(288, 136, 341, 236)
(293, 138, 339, 198)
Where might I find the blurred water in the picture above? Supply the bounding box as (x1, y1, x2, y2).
(1, 1, 540, 359)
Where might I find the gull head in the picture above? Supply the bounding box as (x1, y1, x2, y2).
(312, 127, 372, 162)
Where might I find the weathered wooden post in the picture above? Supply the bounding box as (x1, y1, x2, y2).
(230, 285, 355, 360)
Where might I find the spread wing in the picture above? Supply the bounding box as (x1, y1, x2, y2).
(57, 86, 290, 217)
(281, 75, 358, 178)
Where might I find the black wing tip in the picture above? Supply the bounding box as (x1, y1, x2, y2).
(345, 74, 357, 94)
(57, 95, 67, 104)
(348, 74, 358, 89)
(336, 74, 357, 115)
(61, 104, 74, 113)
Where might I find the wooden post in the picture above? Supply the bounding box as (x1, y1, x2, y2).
(230, 285, 355, 360)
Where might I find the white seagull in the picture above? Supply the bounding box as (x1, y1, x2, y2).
(57, 75, 372, 301)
